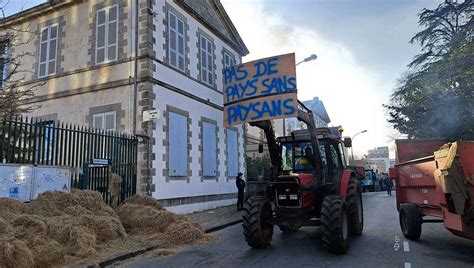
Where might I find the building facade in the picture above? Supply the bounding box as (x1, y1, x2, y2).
(366, 146, 390, 173)
(2, 0, 248, 213)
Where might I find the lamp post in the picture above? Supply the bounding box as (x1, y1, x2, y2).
(283, 54, 318, 136)
(351, 130, 367, 163)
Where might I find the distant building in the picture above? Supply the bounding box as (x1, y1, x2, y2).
(285, 97, 331, 134)
(366, 146, 390, 173)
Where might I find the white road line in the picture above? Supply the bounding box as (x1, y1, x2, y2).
(405, 263, 411, 268)
(404, 241, 410, 252)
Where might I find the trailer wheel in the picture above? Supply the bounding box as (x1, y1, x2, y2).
(242, 197, 274, 248)
(347, 177, 364, 235)
(321, 195, 349, 255)
(278, 221, 301, 233)
(400, 203, 422, 240)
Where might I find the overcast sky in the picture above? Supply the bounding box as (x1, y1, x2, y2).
(6, 0, 441, 158)
(221, 0, 440, 158)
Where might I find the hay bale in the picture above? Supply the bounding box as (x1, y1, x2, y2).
(72, 190, 116, 217)
(11, 215, 48, 240)
(76, 215, 126, 243)
(120, 194, 163, 210)
(164, 221, 206, 245)
(117, 204, 181, 235)
(0, 237, 35, 268)
(0, 198, 25, 218)
(109, 173, 122, 209)
(28, 190, 116, 218)
(27, 235, 65, 267)
(67, 226, 97, 257)
(0, 218, 11, 234)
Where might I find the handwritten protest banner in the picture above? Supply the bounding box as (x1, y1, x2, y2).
(223, 53, 297, 127)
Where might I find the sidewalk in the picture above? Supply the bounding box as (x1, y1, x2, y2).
(186, 205, 243, 232)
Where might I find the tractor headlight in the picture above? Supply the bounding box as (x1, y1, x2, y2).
(289, 194, 298, 200)
(278, 195, 287, 200)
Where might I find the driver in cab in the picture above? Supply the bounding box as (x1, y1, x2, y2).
(295, 147, 314, 170)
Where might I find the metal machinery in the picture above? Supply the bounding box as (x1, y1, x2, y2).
(389, 139, 474, 241)
(243, 101, 364, 254)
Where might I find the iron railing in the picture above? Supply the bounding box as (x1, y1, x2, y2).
(0, 116, 138, 203)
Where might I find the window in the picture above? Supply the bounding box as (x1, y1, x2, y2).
(168, 11, 185, 71)
(38, 24, 58, 78)
(169, 112, 187, 176)
(227, 129, 238, 176)
(0, 41, 9, 86)
(200, 35, 213, 86)
(203, 122, 217, 176)
(223, 51, 235, 69)
(92, 111, 116, 131)
(96, 5, 118, 64)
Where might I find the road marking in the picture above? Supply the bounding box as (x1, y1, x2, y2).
(404, 241, 410, 252)
(405, 263, 411, 268)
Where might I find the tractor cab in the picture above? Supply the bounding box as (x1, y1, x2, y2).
(277, 127, 351, 186)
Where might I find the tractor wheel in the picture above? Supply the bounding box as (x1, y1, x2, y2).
(242, 197, 274, 248)
(278, 221, 300, 233)
(321, 195, 349, 255)
(399, 203, 422, 240)
(347, 177, 364, 235)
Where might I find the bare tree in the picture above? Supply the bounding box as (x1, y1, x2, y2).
(0, 0, 43, 117)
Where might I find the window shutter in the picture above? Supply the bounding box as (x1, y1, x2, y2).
(168, 12, 185, 71)
(48, 25, 58, 75)
(203, 122, 217, 176)
(169, 112, 187, 176)
(96, 9, 106, 63)
(93, 114, 103, 129)
(105, 112, 116, 131)
(227, 129, 238, 176)
(107, 6, 118, 61)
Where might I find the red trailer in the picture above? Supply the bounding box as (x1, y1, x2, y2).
(389, 140, 474, 240)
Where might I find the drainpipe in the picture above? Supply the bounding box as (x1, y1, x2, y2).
(132, 0, 139, 134)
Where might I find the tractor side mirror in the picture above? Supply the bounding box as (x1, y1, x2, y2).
(258, 144, 264, 153)
(343, 137, 352, 148)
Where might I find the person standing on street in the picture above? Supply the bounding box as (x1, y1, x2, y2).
(385, 177, 394, 196)
(236, 172, 246, 211)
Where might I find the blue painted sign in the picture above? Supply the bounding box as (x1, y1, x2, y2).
(223, 53, 298, 127)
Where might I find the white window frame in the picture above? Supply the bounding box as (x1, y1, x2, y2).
(223, 50, 235, 70)
(92, 111, 117, 132)
(200, 34, 213, 86)
(0, 41, 9, 87)
(38, 24, 58, 78)
(95, 5, 119, 65)
(168, 11, 185, 71)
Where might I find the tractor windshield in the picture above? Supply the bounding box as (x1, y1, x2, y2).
(281, 141, 316, 172)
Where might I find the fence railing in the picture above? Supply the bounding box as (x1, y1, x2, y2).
(0, 116, 138, 203)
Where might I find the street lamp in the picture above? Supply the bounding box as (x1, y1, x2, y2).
(351, 130, 367, 163)
(283, 53, 318, 136)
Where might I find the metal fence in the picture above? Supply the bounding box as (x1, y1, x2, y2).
(0, 116, 138, 204)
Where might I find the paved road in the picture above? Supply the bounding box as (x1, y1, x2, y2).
(121, 192, 474, 268)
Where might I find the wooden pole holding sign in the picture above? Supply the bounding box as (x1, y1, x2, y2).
(223, 53, 298, 127)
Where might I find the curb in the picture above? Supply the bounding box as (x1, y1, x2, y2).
(94, 219, 242, 267)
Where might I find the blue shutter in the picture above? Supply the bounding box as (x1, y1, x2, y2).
(169, 112, 187, 176)
(203, 122, 217, 176)
(227, 129, 238, 176)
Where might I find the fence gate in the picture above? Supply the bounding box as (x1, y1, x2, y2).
(0, 116, 138, 205)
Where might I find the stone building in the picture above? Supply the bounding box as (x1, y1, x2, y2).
(2, 0, 248, 213)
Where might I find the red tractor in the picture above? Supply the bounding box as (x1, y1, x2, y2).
(243, 101, 364, 254)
